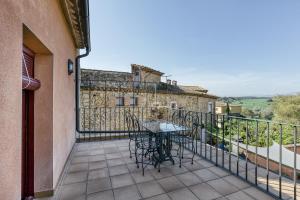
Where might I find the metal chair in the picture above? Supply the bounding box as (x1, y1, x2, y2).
(177, 111, 200, 167)
(131, 115, 159, 175)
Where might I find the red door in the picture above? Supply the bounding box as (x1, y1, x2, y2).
(21, 47, 40, 199)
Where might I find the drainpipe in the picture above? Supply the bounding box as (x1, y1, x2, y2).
(75, 0, 91, 133)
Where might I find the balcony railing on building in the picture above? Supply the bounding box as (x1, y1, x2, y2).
(78, 78, 300, 200)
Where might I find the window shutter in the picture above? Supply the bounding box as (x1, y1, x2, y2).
(22, 47, 41, 90)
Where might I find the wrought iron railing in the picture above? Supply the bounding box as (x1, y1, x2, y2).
(78, 78, 300, 199)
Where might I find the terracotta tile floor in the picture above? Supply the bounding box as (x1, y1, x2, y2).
(38, 140, 284, 200)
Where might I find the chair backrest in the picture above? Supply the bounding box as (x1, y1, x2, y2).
(131, 114, 150, 143)
(184, 111, 200, 139)
(171, 109, 185, 125)
(125, 110, 134, 135)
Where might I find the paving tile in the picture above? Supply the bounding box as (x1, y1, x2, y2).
(207, 178, 239, 196)
(88, 154, 106, 162)
(109, 164, 129, 176)
(63, 171, 88, 185)
(137, 180, 165, 198)
(127, 163, 140, 172)
(167, 188, 198, 200)
(131, 171, 154, 183)
(89, 149, 105, 156)
(222, 175, 250, 189)
(106, 152, 123, 160)
(158, 176, 185, 192)
(207, 166, 230, 177)
(89, 160, 107, 170)
(189, 183, 222, 200)
(176, 172, 202, 186)
(107, 158, 125, 167)
(125, 157, 136, 164)
(87, 190, 114, 200)
(74, 150, 90, 157)
(145, 194, 171, 200)
(88, 168, 109, 180)
(197, 159, 214, 167)
(87, 177, 112, 194)
(114, 185, 141, 200)
(71, 156, 89, 164)
(193, 168, 219, 182)
(111, 173, 135, 188)
(242, 187, 275, 200)
(226, 191, 255, 200)
(104, 147, 119, 153)
(59, 182, 86, 200)
(169, 165, 188, 175)
(68, 163, 89, 173)
(183, 161, 206, 171)
(151, 167, 173, 180)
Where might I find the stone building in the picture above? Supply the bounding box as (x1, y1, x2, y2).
(79, 64, 218, 132)
(81, 64, 218, 112)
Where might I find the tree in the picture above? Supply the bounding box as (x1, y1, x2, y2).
(272, 95, 300, 124)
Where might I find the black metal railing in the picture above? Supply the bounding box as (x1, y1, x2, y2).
(78, 78, 300, 199)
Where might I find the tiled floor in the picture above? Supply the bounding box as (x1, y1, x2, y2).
(38, 139, 279, 200)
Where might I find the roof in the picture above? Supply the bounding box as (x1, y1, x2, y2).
(131, 64, 164, 76)
(81, 68, 132, 82)
(236, 142, 300, 170)
(60, 0, 90, 49)
(80, 68, 218, 99)
(178, 85, 208, 94)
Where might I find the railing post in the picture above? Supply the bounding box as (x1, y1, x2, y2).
(266, 122, 270, 192)
(294, 126, 297, 200)
(222, 115, 225, 168)
(279, 124, 283, 199)
(255, 121, 258, 186)
(237, 119, 240, 176)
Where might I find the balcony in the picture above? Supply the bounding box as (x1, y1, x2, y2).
(44, 139, 276, 200)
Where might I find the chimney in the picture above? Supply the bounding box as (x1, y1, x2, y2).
(167, 79, 171, 85)
(172, 80, 177, 86)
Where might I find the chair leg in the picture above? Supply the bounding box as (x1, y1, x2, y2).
(129, 139, 132, 158)
(135, 145, 139, 168)
(191, 141, 194, 165)
(179, 141, 182, 168)
(142, 148, 144, 176)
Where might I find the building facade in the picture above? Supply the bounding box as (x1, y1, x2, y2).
(81, 64, 218, 112)
(0, 0, 89, 199)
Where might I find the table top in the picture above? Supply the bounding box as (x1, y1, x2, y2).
(142, 121, 187, 134)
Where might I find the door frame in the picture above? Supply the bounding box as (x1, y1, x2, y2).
(22, 46, 35, 199)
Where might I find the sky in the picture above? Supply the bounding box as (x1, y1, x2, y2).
(81, 0, 300, 97)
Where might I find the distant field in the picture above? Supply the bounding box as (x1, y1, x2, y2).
(232, 98, 272, 111)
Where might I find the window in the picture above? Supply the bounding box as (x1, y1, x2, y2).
(208, 102, 213, 113)
(170, 101, 177, 109)
(116, 97, 124, 106)
(135, 71, 139, 76)
(130, 97, 138, 106)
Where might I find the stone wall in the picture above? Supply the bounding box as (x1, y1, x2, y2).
(81, 90, 215, 112)
(80, 89, 216, 131)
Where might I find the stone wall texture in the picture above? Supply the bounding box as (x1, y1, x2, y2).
(80, 89, 216, 131)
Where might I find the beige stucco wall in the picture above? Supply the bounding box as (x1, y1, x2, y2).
(0, 0, 77, 199)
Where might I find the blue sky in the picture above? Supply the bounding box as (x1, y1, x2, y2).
(81, 0, 300, 97)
